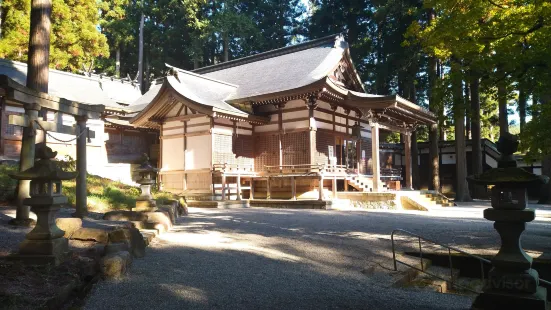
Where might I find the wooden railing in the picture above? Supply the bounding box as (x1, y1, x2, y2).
(380, 167, 402, 180)
(212, 163, 255, 173)
(263, 164, 348, 175)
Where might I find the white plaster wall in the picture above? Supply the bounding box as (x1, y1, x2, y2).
(162, 137, 184, 170)
(314, 110, 332, 121)
(186, 135, 211, 169)
(187, 125, 210, 133)
(254, 124, 279, 132)
(317, 121, 332, 130)
(187, 116, 209, 125)
(284, 100, 304, 109)
(442, 153, 456, 165)
(282, 120, 309, 131)
(283, 110, 308, 119)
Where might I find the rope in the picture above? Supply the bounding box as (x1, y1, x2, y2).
(33, 120, 88, 143)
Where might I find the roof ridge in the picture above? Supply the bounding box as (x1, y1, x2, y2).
(192, 33, 345, 74)
(0, 58, 139, 86)
(165, 63, 238, 88)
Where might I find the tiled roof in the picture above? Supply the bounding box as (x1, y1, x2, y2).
(190, 33, 348, 102)
(0, 59, 142, 109)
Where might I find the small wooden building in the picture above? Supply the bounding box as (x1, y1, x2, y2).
(130, 34, 437, 200)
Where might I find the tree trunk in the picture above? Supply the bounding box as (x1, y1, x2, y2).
(470, 75, 483, 198)
(138, 12, 144, 94)
(464, 82, 471, 139)
(427, 8, 440, 191)
(409, 70, 420, 190)
(451, 59, 471, 201)
(14, 0, 52, 224)
(27, 0, 52, 93)
(539, 156, 551, 204)
(497, 77, 508, 136)
(115, 47, 121, 78)
(223, 32, 229, 62)
(518, 86, 527, 133)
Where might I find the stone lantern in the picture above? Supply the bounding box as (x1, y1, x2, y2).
(9, 145, 78, 265)
(133, 153, 159, 212)
(467, 133, 549, 309)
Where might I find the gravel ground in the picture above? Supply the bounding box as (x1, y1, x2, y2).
(84, 204, 551, 310)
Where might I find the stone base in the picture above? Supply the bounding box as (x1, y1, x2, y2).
(19, 237, 68, 256)
(472, 286, 548, 310)
(133, 199, 157, 212)
(9, 237, 69, 266)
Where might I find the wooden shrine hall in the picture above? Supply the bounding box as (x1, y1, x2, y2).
(129, 34, 437, 201)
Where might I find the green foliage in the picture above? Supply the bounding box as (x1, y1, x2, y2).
(0, 163, 18, 201)
(0, 0, 109, 72)
(520, 103, 551, 162)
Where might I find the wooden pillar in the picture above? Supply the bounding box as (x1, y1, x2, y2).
(276, 103, 285, 169)
(266, 177, 271, 200)
(344, 179, 349, 191)
(306, 96, 318, 168)
(221, 174, 227, 201)
(250, 178, 254, 200)
(356, 137, 362, 174)
(236, 175, 242, 201)
(74, 115, 88, 218)
(332, 177, 337, 198)
(404, 131, 413, 190)
(291, 176, 296, 200)
(158, 123, 163, 190)
(370, 120, 381, 192)
(318, 176, 324, 201)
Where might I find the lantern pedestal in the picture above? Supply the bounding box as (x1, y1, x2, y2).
(467, 134, 549, 310)
(8, 146, 78, 266)
(132, 154, 160, 212)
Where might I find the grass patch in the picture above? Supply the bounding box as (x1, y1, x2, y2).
(0, 162, 178, 212)
(63, 174, 178, 212)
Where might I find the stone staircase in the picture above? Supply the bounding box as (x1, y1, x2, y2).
(400, 191, 455, 211)
(347, 175, 388, 192)
(419, 190, 455, 207)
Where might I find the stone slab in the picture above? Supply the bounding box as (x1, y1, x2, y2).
(250, 200, 329, 210)
(55, 218, 83, 238)
(100, 251, 133, 280)
(103, 210, 148, 222)
(71, 228, 109, 244)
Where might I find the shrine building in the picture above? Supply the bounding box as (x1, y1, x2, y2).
(129, 34, 437, 201)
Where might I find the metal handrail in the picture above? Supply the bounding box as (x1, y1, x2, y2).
(391, 229, 551, 293)
(392, 229, 491, 294)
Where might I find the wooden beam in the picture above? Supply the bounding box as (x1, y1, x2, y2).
(163, 114, 205, 123)
(291, 176, 296, 201)
(371, 121, 381, 191)
(9, 114, 96, 138)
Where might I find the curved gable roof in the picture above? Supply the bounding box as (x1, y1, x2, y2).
(192, 34, 353, 102)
